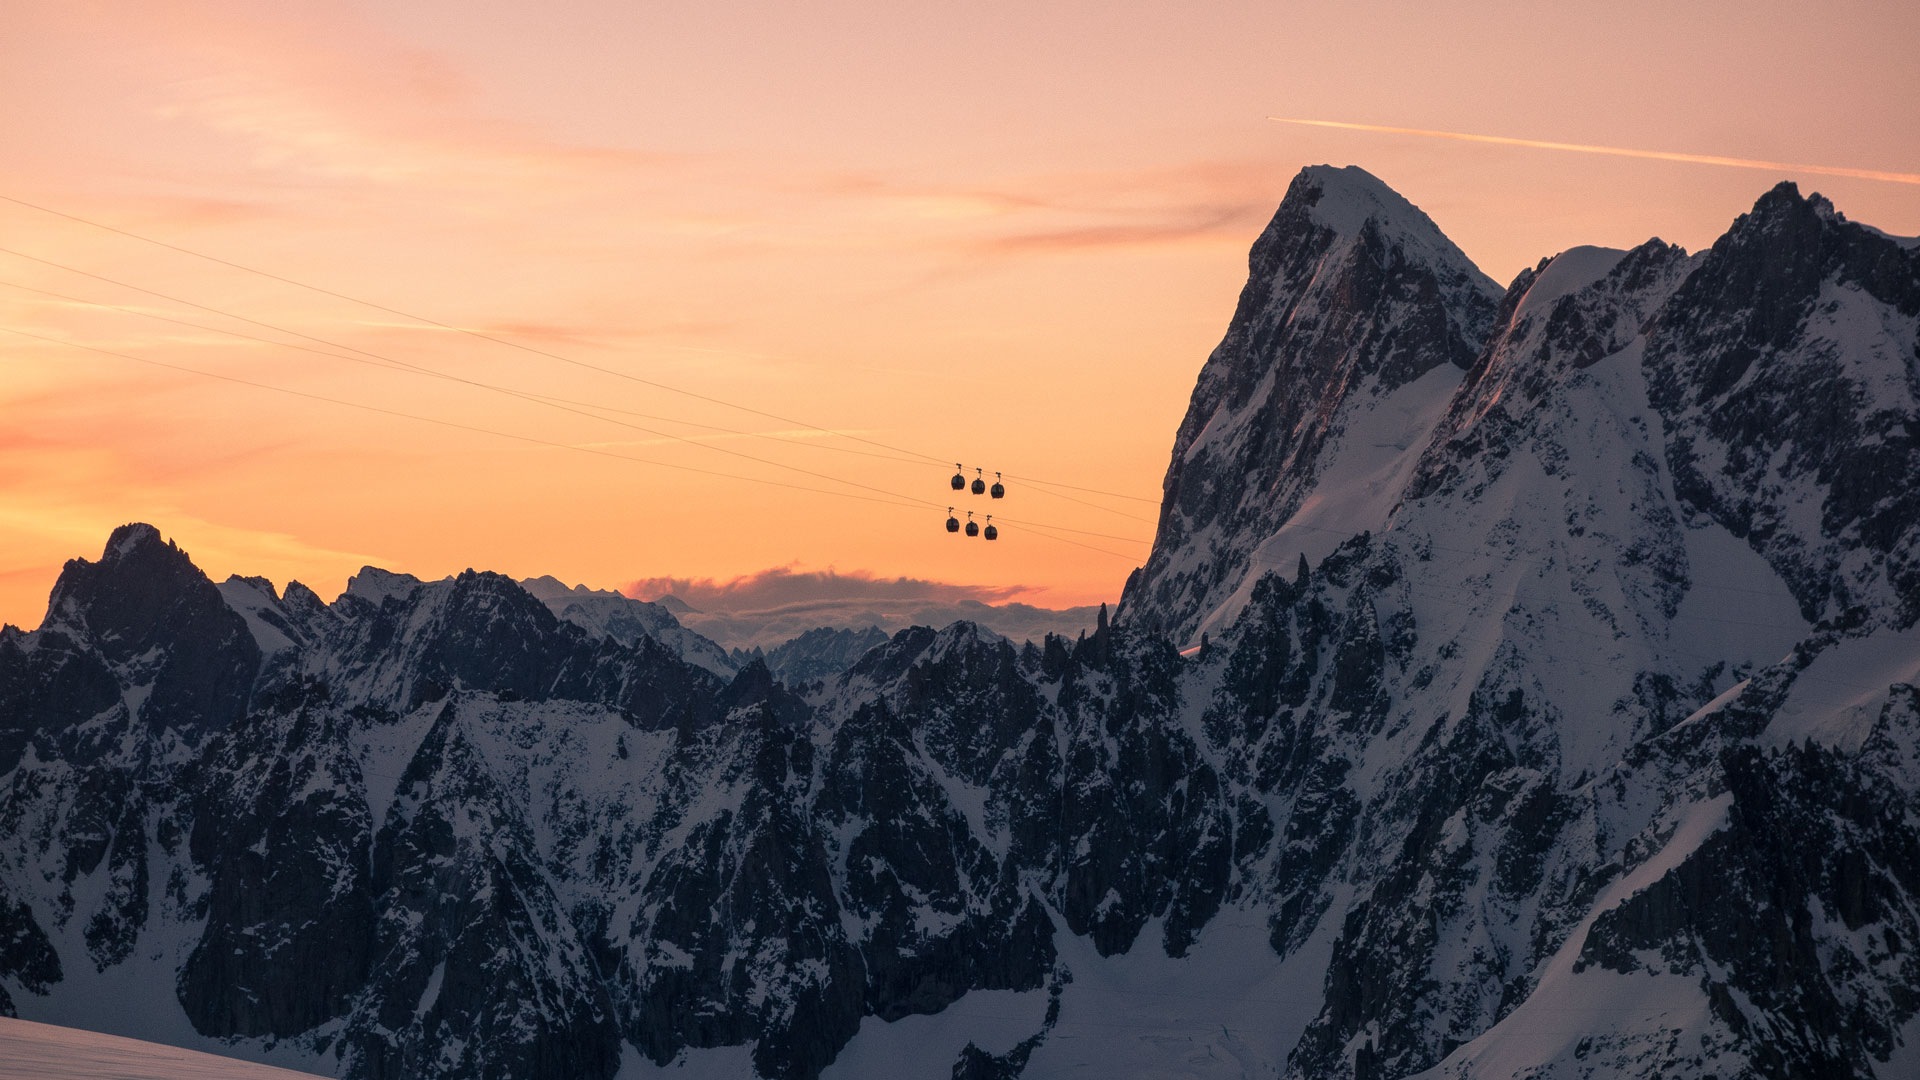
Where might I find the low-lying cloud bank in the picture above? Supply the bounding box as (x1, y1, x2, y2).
(624, 566, 1103, 652)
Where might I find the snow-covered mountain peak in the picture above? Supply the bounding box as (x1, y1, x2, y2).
(102, 521, 165, 562)
(1291, 164, 1422, 233)
(1118, 167, 1502, 641)
(39, 523, 244, 662)
(340, 565, 421, 608)
(517, 575, 622, 602)
(1508, 245, 1629, 324)
(517, 575, 736, 675)
(1121, 166, 1920, 647)
(1643, 182, 1920, 628)
(1747, 179, 1842, 230)
(58, 522, 189, 601)
(1285, 164, 1495, 296)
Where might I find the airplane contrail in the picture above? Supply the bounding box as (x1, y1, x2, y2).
(1267, 117, 1920, 186)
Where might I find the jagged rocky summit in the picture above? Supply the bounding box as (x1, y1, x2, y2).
(3, 166, 1918, 1080)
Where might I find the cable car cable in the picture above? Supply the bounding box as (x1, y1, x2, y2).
(0, 192, 1165, 506)
(0, 254, 1153, 543)
(0, 326, 933, 512)
(1002, 473, 1161, 505)
(0, 275, 933, 471)
(0, 193, 952, 467)
(5, 325, 1148, 559)
(0, 256, 955, 510)
(1011, 482, 1157, 524)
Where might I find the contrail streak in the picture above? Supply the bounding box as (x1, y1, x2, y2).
(1267, 117, 1920, 186)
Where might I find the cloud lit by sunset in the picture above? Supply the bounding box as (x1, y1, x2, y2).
(3, 0, 1915, 627)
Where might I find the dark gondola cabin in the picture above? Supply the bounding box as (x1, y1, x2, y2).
(965, 511, 979, 537)
(946, 508, 960, 532)
(990, 472, 1004, 498)
(970, 467, 986, 495)
(983, 517, 998, 541)
(950, 465, 966, 491)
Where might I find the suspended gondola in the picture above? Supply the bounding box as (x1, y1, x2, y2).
(965, 511, 979, 537)
(970, 468, 986, 496)
(950, 464, 966, 491)
(983, 516, 998, 541)
(945, 507, 960, 533)
(990, 471, 1004, 499)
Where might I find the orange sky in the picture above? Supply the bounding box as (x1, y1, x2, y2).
(3, 0, 1916, 628)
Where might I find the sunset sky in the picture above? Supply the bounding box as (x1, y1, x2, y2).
(3, 0, 1916, 628)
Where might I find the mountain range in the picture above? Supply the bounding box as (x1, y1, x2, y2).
(2, 164, 1917, 1079)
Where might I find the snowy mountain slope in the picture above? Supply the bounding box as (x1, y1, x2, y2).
(2, 169, 1917, 1080)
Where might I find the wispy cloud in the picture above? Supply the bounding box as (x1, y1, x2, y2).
(977, 205, 1265, 254)
(161, 70, 676, 195)
(830, 159, 1282, 255)
(53, 2, 688, 205)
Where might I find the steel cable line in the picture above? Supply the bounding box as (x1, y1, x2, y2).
(0, 274, 930, 471)
(2, 324, 1145, 560)
(1, 250, 1154, 549)
(501, 393, 1152, 534)
(1003, 473, 1161, 505)
(0, 192, 951, 465)
(987, 515, 1146, 546)
(1000, 480, 1158, 524)
(1, 191, 1163, 510)
(0, 251, 944, 510)
(994, 518, 1134, 560)
(515, 394, 931, 467)
(0, 275, 432, 378)
(0, 326, 926, 512)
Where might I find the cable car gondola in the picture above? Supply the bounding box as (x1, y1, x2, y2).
(951, 464, 966, 491)
(970, 468, 986, 496)
(946, 507, 960, 533)
(965, 511, 979, 537)
(990, 472, 1004, 499)
(983, 516, 998, 541)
